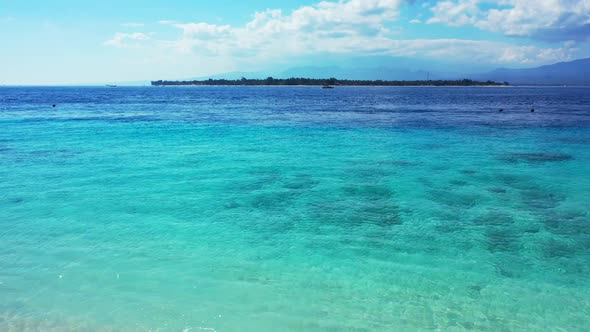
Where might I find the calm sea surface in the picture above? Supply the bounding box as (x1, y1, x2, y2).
(1, 86, 589, 331)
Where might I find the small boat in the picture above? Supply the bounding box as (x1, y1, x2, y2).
(106, 84, 118, 88)
(322, 85, 334, 89)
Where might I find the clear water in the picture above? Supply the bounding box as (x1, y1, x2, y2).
(1, 86, 589, 331)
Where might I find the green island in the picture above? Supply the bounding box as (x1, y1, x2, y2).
(151, 77, 509, 86)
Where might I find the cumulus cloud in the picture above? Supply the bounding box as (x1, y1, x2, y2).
(162, 0, 574, 64)
(104, 32, 151, 47)
(427, 0, 590, 41)
(175, 22, 233, 40)
(378, 39, 572, 65)
(158, 0, 407, 57)
(108, 0, 577, 65)
(427, 0, 479, 26)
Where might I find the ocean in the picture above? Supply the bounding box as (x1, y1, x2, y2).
(1, 86, 589, 331)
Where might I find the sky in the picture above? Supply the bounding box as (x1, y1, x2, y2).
(1, 0, 589, 85)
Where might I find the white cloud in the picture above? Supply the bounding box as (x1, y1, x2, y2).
(110, 0, 577, 66)
(496, 43, 573, 64)
(379, 39, 572, 65)
(427, 0, 590, 41)
(427, 0, 479, 26)
(409, 19, 422, 24)
(104, 32, 151, 48)
(158, 0, 408, 57)
(564, 40, 577, 48)
(175, 22, 233, 40)
(161, 0, 573, 64)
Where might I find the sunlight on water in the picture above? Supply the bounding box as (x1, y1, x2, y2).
(1, 87, 589, 331)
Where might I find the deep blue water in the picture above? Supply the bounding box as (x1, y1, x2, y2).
(1, 86, 589, 331)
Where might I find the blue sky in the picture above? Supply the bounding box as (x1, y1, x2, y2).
(1, 0, 589, 84)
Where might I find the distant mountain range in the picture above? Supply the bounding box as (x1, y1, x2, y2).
(475, 58, 590, 85)
(138, 57, 590, 86)
(190, 58, 590, 86)
(192, 66, 461, 82)
(279, 66, 433, 81)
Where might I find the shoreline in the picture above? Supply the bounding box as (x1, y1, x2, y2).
(151, 78, 509, 87)
(148, 84, 515, 88)
(4, 85, 590, 88)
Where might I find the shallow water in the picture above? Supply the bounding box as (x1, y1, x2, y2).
(1, 86, 589, 331)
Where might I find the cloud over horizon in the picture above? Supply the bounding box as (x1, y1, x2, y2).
(104, 0, 584, 67)
(427, 0, 590, 41)
(104, 32, 151, 48)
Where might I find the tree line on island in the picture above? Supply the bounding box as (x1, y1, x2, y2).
(151, 77, 509, 86)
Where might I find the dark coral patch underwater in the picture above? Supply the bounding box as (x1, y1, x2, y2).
(473, 210, 515, 227)
(486, 229, 521, 253)
(428, 189, 481, 209)
(378, 160, 422, 167)
(449, 179, 469, 187)
(498, 152, 574, 164)
(520, 189, 565, 211)
(542, 210, 590, 236)
(487, 187, 507, 194)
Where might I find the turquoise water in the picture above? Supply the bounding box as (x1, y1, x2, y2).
(1, 87, 589, 331)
